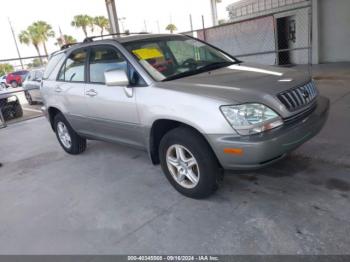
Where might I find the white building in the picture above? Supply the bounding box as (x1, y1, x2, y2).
(225, 0, 350, 64)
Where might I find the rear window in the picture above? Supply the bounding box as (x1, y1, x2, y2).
(13, 71, 28, 76)
(43, 53, 65, 80)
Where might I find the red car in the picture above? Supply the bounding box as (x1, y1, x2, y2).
(6, 70, 29, 88)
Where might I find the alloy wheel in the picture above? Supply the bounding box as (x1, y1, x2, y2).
(57, 122, 72, 149)
(166, 144, 200, 189)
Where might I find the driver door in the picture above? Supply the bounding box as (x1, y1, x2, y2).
(82, 45, 144, 148)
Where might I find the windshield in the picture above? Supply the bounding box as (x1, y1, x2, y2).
(123, 35, 239, 81)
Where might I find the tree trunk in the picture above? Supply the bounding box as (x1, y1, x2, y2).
(34, 44, 43, 65)
(43, 42, 49, 57)
(83, 27, 88, 37)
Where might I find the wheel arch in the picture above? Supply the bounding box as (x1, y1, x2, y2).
(148, 119, 221, 167)
(48, 106, 62, 130)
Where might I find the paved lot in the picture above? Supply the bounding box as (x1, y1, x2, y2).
(0, 63, 349, 254)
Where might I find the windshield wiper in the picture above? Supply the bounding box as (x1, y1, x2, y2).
(162, 61, 238, 82)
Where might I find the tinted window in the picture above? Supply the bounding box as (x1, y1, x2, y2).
(26, 72, 34, 81)
(35, 70, 43, 80)
(89, 47, 127, 84)
(13, 70, 28, 76)
(43, 53, 65, 80)
(123, 36, 237, 81)
(58, 50, 87, 82)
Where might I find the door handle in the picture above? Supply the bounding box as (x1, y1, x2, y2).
(86, 89, 98, 97)
(55, 86, 63, 93)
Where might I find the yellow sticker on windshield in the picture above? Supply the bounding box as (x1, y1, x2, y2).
(132, 48, 164, 60)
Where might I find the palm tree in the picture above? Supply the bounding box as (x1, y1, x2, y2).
(88, 16, 94, 35)
(55, 35, 77, 47)
(165, 24, 177, 34)
(93, 16, 109, 36)
(33, 21, 55, 57)
(18, 26, 43, 64)
(71, 15, 93, 37)
(0, 63, 14, 76)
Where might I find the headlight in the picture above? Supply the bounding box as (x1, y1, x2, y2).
(220, 103, 283, 135)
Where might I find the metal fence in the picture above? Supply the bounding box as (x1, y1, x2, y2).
(185, 1, 312, 66)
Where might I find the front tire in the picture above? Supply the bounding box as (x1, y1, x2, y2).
(159, 127, 220, 199)
(25, 91, 34, 105)
(54, 113, 86, 155)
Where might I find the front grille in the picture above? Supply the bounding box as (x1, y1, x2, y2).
(277, 81, 318, 111)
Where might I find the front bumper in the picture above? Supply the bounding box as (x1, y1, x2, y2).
(41, 105, 49, 119)
(207, 96, 330, 170)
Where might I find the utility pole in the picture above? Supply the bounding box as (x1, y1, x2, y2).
(202, 15, 206, 41)
(118, 17, 126, 32)
(144, 20, 148, 32)
(156, 20, 160, 33)
(189, 14, 194, 33)
(105, 0, 120, 34)
(8, 18, 24, 69)
(58, 26, 65, 46)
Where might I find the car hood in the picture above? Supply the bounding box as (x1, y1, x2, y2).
(154, 62, 311, 115)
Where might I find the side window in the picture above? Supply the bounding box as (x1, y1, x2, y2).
(43, 53, 65, 80)
(58, 50, 87, 82)
(26, 72, 33, 81)
(89, 47, 127, 84)
(35, 70, 43, 80)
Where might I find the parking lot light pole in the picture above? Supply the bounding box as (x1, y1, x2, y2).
(105, 0, 120, 34)
(210, 0, 219, 26)
(8, 18, 24, 70)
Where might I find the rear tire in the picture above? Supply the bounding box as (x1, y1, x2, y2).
(13, 102, 23, 118)
(10, 81, 18, 88)
(54, 113, 86, 155)
(159, 127, 220, 199)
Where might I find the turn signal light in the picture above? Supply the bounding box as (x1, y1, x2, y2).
(223, 148, 244, 155)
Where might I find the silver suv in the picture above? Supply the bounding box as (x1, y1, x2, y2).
(41, 34, 329, 198)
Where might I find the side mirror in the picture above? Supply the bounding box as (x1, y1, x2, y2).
(104, 69, 129, 87)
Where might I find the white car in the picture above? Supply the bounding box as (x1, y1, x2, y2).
(0, 75, 8, 90)
(22, 69, 44, 105)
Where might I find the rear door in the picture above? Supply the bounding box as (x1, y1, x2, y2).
(55, 48, 89, 132)
(83, 45, 144, 148)
(31, 70, 43, 101)
(23, 72, 35, 92)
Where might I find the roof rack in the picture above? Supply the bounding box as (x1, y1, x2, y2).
(60, 42, 80, 50)
(83, 32, 150, 43)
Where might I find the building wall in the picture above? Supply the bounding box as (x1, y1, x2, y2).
(318, 0, 350, 63)
(227, 0, 310, 22)
(195, 16, 277, 64)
